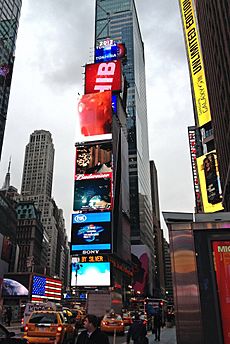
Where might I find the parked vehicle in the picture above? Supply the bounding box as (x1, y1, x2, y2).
(100, 313, 125, 335)
(0, 323, 28, 344)
(23, 310, 74, 344)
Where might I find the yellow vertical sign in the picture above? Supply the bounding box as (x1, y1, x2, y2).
(179, 0, 211, 127)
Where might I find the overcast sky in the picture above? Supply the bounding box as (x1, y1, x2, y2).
(0, 0, 195, 239)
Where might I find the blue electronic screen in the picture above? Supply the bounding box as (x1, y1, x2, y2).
(71, 260, 111, 287)
(95, 44, 118, 62)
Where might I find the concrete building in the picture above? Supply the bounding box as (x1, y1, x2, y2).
(0, 0, 22, 160)
(163, 238, 173, 303)
(95, 0, 154, 295)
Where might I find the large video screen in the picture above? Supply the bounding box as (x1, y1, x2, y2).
(71, 212, 112, 253)
(73, 173, 112, 212)
(2, 278, 29, 296)
(75, 141, 112, 175)
(31, 275, 62, 302)
(76, 91, 112, 142)
(71, 259, 111, 287)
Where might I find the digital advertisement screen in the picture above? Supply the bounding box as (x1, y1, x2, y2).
(71, 259, 111, 287)
(76, 91, 112, 142)
(75, 141, 112, 175)
(212, 241, 230, 343)
(85, 60, 122, 94)
(31, 275, 62, 302)
(197, 151, 223, 213)
(2, 278, 29, 296)
(73, 173, 112, 212)
(95, 44, 118, 62)
(71, 212, 112, 253)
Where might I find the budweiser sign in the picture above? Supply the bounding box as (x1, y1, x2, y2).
(85, 60, 122, 94)
(75, 173, 112, 180)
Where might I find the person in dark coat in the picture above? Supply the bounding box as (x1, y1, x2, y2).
(6, 307, 12, 327)
(76, 314, 109, 344)
(127, 313, 148, 344)
(153, 309, 162, 341)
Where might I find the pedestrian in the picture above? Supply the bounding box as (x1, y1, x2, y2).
(127, 313, 148, 344)
(153, 309, 162, 341)
(76, 314, 109, 344)
(6, 306, 12, 327)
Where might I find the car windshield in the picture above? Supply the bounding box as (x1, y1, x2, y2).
(105, 314, 122, 320)
(29, 313, 58, 324)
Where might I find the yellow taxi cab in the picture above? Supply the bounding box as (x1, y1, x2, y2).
(100, 313, 125, 335)
(122, 312, 133, 326)
(23, 310, 74, 344)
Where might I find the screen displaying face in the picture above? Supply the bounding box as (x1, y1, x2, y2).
(71, 261, 111, 287)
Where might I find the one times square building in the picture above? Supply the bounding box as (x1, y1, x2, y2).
(0, 0, 22, 160)
(95, 0, 154, 295)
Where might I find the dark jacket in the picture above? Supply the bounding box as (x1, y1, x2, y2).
(127, 320, 147, 344)
(76, 328, 109, 344)
(154, 313, 162, 328)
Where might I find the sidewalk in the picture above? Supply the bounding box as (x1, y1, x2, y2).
(147, 326, 177, 344)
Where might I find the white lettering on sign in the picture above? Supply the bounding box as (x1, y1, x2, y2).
(76, 173, 111, 180)
(218, 246, 230, 253)
(94, 62, 116, 92)
(82, 250, 99, 255)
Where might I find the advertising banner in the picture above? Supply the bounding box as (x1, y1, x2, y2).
(76, 91, 112, 143)
(212, 241, 230, 343)
(73, 172, 112, 212)
(197, 151, 223, 212)
(85, 60, 122, 94)
(179, 0, 211, 127)
(31, 275, 62, 302)
(75, 141, 112, 175)
(71, 212, 112, 254)
(71, 258, 111, 287)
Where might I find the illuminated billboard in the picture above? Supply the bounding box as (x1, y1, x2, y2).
(85, 60, 122, 94)
(212, 241, 230, 344)
(73, 173, 112, 212)
(71, 212, 112, 254)
(31, 275, 62, 302)
(76, 91, 112, 143)
(197, 151, 224, 212)
(179, 0, 211, 127)
(2, 278, 29, 296)
(71, 258, 111, 287)
(75, 141, 112, 175)
(95, 42, 126, 63)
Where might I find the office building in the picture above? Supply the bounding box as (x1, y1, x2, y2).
(0, 0, 22, 160)
(193, 1, 230, 211)
(95, 0, 154, 295)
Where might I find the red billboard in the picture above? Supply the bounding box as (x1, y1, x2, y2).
(212, 241, 230, 343)
(77, 91, 112, 142)
(85, 60, 122, 94)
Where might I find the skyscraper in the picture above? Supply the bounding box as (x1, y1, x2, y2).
(0, 0, 22, 160)
(193, 0, 230, 211)
(95, 0, 154, 293)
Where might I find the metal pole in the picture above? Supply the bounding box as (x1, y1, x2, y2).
(113, 328, 116, 344)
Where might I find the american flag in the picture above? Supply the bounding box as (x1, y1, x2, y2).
(31, 275, 62, 302)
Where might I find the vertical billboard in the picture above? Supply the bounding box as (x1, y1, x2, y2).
(212, 241, 230, 344)
(179, 0, 211, 127)
(71, 212, 112, 254)
(197, 151, 223, 212)
(71, 257, 111, 287)
(85, 60, 122, 94)
(76, 91, 112, 143)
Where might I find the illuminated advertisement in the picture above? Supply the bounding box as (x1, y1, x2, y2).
(73, 173, 112, 212)
(77, 91, 112, 142)
(212, 241, 230, 343)
(179, 0, 211, 127)
(197, 151, 224, 212)
(75, 141, 112, 175)
(188, 127, 202, 212)
(71, 258, 111, 287)
(71, 212, 112, 253)
(95, 42, 126, 63)
(131, 245, 150, 295)
(2, 274, 30, 297)
(31, 275, 62, 302)
(85, 60, 122, 94)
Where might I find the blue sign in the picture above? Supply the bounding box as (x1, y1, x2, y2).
(72, 212, 111, 224)
(95, 44, 118, 62)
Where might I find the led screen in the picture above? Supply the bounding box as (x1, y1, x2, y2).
(75, 141, 112, 175)
(31, 275, 62, 302)
(73, 173, 112, 212)
(85, 60, 122, 94)
(2, 278, 29, 296)
(95, 44, 118, 62)
(71, 259, 111, 287)
(76, 91, 112, 143)
(71, 212, 112, 253)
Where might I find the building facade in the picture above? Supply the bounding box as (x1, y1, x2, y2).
(0, 0, 22, 160)
(95, 0, 154, 295)
(194, 0, 230, 211)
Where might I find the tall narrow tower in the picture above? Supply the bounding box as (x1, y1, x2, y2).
(0, 0, 22, 160)
(95, 0, 154, 294)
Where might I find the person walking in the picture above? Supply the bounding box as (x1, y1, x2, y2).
(6, 307, 12, 327)
(127, 313, 148, 344)
(153, 309, 162, 341)
(76, 314, 109, 344)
